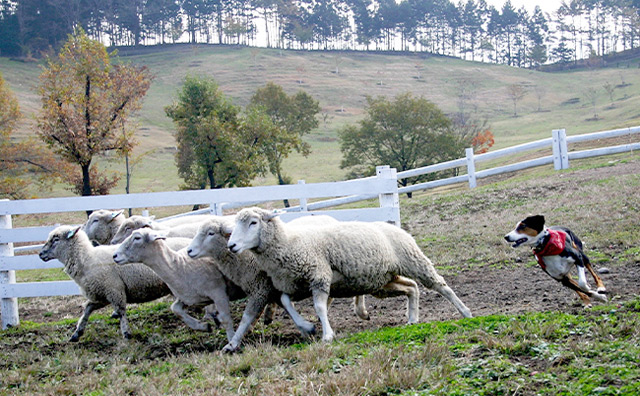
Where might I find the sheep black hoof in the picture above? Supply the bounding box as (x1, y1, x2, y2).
(69, 334, 80, 342)
(123, 332, 132, 339)
(111, 311, 121, 319)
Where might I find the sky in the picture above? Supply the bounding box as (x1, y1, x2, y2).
(485, 0, 559, 15)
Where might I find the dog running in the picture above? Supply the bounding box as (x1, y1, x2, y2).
(504, 215, 607, 308)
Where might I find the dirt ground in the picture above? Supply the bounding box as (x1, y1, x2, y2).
(15, 259, 640, 346)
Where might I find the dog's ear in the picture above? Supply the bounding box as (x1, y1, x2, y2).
(524, 215, 545, 233)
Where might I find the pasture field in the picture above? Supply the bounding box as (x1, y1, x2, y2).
(3, 45, 640, 195)
(3, 152, 639, 395)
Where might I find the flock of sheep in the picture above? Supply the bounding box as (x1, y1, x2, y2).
(39, 208, 472, 353)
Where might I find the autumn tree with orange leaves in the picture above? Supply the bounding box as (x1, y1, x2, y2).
(37, 28, 152, 197)
(0, 72, 69, 199)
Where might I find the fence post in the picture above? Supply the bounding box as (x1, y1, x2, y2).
(466, 148, 477, 189)
(211, 203, 223, 216)
(297, 180, 308, 212)
(1, 200, 19, 329)
(376, 166, 400, 227)
(553, 129, 569, 170)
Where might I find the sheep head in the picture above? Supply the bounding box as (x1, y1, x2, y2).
(227, 207, 278, 254)
(39, 225, 82, 262)
(113, 228, 165, 265)
(111, 215, 154, 245)
(84, 209, 124, 245)
(187, 217, 234, 259)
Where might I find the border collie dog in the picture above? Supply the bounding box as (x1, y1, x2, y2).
(505, 215, 607, 308)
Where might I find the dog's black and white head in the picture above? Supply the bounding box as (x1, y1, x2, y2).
(504, 215, 546, 248)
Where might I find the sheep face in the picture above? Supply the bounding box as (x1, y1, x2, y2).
(39, 226, 82, 262)
(113, 229, 165, 265)
(111, 216, 154, 245)
(84, 209, 124, 245)
(227, 208, 277, 254)
(187, 219, 233, 259)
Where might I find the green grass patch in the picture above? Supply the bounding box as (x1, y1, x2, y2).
(2, 298, 640, 395)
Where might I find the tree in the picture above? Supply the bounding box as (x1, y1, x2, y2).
(165, 75, 266, 190)
(584, 87, 599, 120)
(37, 28, 152, 197)
(249, 82, 320, 189)
(1, 72, 68, 199)
(339, 93, 465, 197)
(506, 83, 526, 117)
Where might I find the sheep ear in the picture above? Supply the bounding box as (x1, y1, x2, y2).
(66, 226, 81, 240)
(110, 210, 124, 221)
(263, 210, 281, 222)
(148, 230, 167, 241)
(221, 224, 233, 238)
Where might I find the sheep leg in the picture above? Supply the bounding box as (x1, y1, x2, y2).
(115, 305, 132, 339)
(280, 293, 315, 337)
(429, 281, 473, 319)
(378, 277, 420, 324)
(312, 289, 335, 342)
(170, 299, 211, 332)
(354, 295, 370, 320)
(262, 303, 277, 325)
(70, 301, 106, 342)
(203, 304, 221, 328)
(222, 296, 267, 353)
(208, 288, 235, 343)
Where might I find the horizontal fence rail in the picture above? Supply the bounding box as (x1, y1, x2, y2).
(1, 126, 639, 330)
(0, 167, 400, 329)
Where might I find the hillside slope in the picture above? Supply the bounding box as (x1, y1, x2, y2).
(3, 45, 640, 193)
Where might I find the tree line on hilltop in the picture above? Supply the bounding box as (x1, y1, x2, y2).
(0, 28, 493, 201)
(2, 0, 640, 67)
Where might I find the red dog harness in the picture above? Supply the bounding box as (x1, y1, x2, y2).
(533, 229, 567, 270)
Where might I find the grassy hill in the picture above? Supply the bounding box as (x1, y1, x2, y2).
(3, 44, 640, 194)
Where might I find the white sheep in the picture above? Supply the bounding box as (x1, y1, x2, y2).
(186, 216, 325, 352)
(112, 229, 247, 345)
(227, 207, 472, 342)
(110, 214, 210, 244)
(83, 209, 125, 245)
(281, 215, 419, 322)
(39, 225, 177, 341)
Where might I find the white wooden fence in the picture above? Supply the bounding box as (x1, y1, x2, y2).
(0, 166, 399, 329)
(1, 125, 639, 329)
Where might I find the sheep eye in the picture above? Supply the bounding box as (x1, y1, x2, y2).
(208, 231, 215, 236)
(91, 219, 98, 224)
(249, 220, 257, 226)
(133, 235, 141, 241)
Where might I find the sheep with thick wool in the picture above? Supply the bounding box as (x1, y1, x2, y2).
(227, 207, 472, 342)
(187, 216, 372, 352)
(83, 209, 126, 245)
(39, 225, 177, 341)
(113, 228, 246, 345)
(110, 214, 211, 244)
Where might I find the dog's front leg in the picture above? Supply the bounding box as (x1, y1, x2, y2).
(576, 265, 589, 291)
(575, 290, 592, 308)
(583, 258, 606, 293)
(560, 276, 607, 305)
